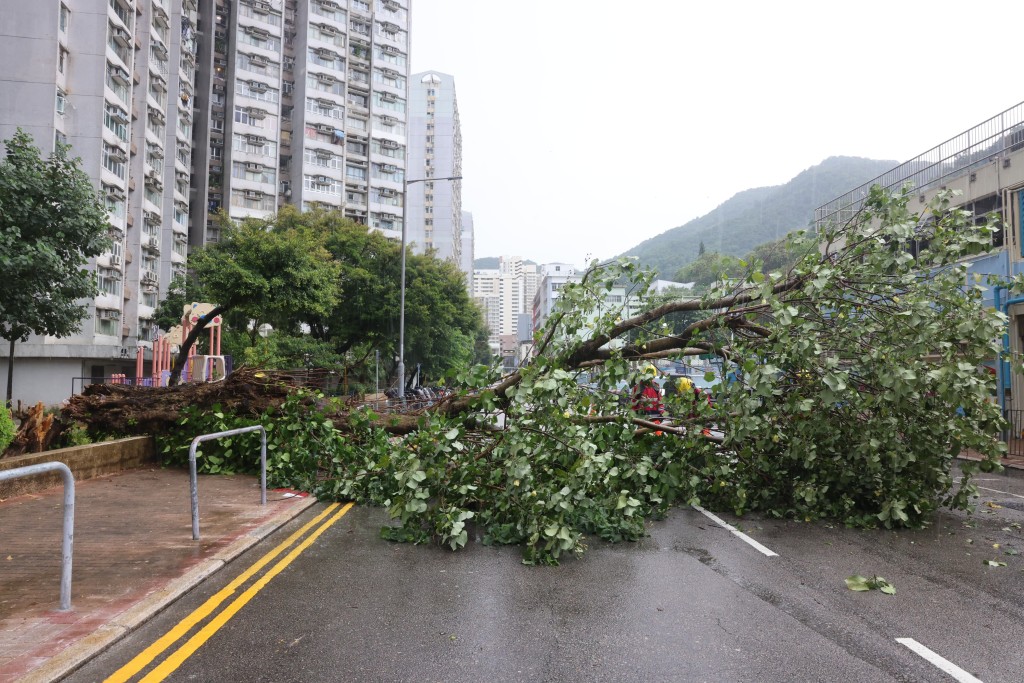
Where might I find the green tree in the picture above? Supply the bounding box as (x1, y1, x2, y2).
(154, 274, 190, 333)
(673, 250, 745, 291)
(0, 130, 110, 404)
(169, 211, 341, 383)
(403, 251, 486, 382)
(315, 186, 1009, 563)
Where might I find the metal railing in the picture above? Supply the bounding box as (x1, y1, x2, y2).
(815, 101, 1024, 229)
(188, 426, 266, 540)
(1003, 409, 1024, 457)
(0, 462, 75, 610)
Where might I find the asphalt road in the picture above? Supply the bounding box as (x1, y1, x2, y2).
(68, 468, 1024, 683)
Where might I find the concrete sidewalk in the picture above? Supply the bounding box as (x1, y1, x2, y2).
(0, 466, 318, 683)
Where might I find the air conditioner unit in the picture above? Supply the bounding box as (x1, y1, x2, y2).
(247, 26, 270, 40)
(249, 80, 268, 93)
(245, 162, 263, 172)
(315, 149, 332, 160)
(247, 107, 267, 120)
(112, 27, 131, 47)
(249, 54, 269, 67)
(379, 188, 396, 197)
(382, 45, 400, 55)
(98, 309, 120, 320)
(380, 139, 399, 149)
(147, 236, 160, 248)
(141, 271, 158, 284)
(244, 189, 263, 199)
(253, 0, 272, 13)
(315, 175, 330, 184)
(110, 68, 130, 86)
(246, 134, 267, 145)
(212, 83, 226, 93)
(111, 254, 123, 266)
(381, 164, 397, 173)
(319, 24, 337, 36)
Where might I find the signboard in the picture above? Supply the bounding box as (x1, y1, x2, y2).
(183, 302, 222, 328)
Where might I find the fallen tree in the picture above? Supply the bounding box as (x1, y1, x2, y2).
(64, 187, 1011, 564)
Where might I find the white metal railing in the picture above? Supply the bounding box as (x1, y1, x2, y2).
(815, 101, 1024, 229)
(188, 426, 267, 539)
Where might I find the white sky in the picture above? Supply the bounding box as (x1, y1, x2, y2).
(410, 0, 1022, 266)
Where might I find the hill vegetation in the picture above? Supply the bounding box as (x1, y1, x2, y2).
(620, 156, 897, 279)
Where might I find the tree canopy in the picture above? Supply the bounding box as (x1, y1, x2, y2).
(169, 207, 487, 387)
(75, 185, 1010, 566)
(309, 185, 1008, 563)
(0, 129, 110, 403)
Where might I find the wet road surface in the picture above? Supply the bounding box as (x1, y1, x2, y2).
(69, 469, 1024, 682)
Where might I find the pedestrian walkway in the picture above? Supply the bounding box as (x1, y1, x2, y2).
(0, 466, 317, 683)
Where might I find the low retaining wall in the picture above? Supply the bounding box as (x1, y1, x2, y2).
(0, 437, 157, 498)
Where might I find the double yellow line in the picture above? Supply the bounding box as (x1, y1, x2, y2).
(106, 502, 353, 682)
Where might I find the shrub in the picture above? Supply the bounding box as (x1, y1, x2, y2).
(0, 406, 15, 454)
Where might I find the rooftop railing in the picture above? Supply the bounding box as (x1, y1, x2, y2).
(815, 101, 1024, 229)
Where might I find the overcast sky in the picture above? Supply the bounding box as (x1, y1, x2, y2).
(410, 0, 1022, 266)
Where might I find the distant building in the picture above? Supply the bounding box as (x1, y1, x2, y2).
(406, 70, 463, 266)
(460, 211, 474, 291)
(472, 256, 537, 352)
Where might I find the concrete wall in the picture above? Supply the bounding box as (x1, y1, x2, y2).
(0, 436, 156, 498)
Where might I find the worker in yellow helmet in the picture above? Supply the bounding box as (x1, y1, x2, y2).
(631, 364, 664, 418)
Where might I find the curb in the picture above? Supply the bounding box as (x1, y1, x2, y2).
(17, 495, 319, 683)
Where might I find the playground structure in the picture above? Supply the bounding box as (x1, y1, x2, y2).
(114, 303, 228, 388)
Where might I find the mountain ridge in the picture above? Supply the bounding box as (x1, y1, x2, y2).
(619, 156, 897, 279)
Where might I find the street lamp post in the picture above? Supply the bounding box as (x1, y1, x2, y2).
(397, 174, 462, 398)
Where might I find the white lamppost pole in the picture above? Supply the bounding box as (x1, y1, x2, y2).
(397, 174, 462, 398)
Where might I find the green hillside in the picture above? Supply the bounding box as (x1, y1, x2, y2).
(620, 156, 897, 279)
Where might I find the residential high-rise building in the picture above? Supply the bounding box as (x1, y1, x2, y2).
(406, 70, 462, 264)
(190, 0, 411, 243)
(0, 0, 413, 406)
(0, 0, 200, 403)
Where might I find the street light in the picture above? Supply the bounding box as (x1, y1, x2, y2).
(397, 174, 462, 398)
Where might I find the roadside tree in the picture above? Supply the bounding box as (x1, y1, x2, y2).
(0, 130, 110, 404)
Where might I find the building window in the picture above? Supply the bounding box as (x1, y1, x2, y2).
(56, 89, 67, 115)
(58, 46, 68, 74)
(59, 4, 69, 32)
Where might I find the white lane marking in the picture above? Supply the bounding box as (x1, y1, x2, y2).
(692, 505, 778, 557)
(896, 638, 983, 683)
(953, 478, 1024, 500)
(976, 485, 1024, 500)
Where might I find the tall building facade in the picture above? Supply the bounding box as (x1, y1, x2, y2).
(0, 0, 199, 402)
(0, 0, 413, 406)
(190, 0, 411, 243)
(406, 70, 462, 263)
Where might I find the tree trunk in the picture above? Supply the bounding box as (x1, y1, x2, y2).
(168, 305, 228, 385)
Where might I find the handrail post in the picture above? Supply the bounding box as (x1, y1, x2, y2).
(188, 425, 267, 540)
(0, 462, 75, 611)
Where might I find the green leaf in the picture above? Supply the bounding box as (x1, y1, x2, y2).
(845, 575, 871, 591)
